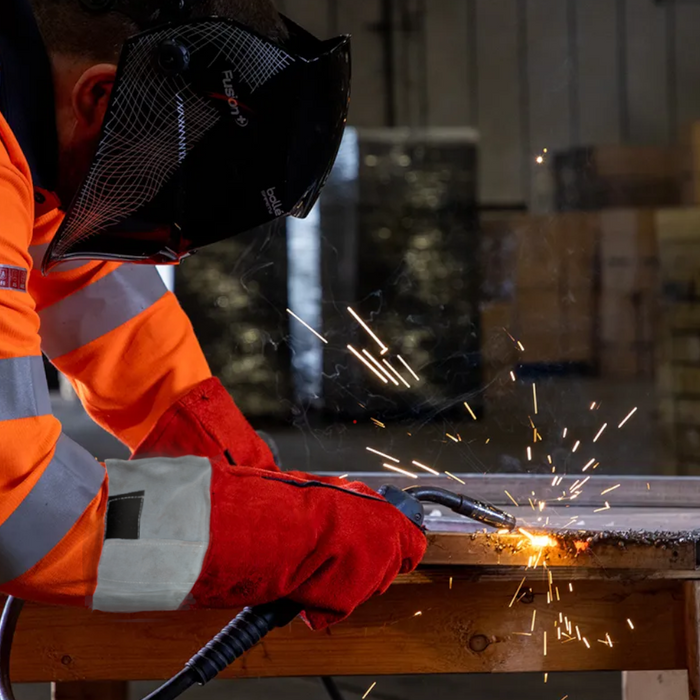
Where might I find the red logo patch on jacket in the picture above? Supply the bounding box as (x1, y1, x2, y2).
(0, 266, 27, 292)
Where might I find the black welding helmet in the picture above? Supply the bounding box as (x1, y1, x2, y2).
(42, 1, 351, 272)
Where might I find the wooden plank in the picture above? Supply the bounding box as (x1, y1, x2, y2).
(8, 580, 686, 681)
(337, 0, 385, 126)
(424, 0, 471, 126)
(625, 0, 670, 144)
(685, 580, 700, 699)
(622, 671, 690, 700)
(350, 473, 700, 509)
(675, 4, 700, 131)
(475, 0, 523, 203)
(52, 682, 128, 700)
(576, 0, 620, 145)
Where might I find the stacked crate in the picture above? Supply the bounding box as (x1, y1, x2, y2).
(511, 213, 598, 366)
(598, 210, 659, 378)
(554, 145, 682, 211)
(655, 208, 700, 474)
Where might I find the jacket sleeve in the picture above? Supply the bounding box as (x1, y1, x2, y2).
(0, 116, 108, 607)
(29, 227, 212, 452)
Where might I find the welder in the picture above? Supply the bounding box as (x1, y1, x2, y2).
(0, 0, 426, 629)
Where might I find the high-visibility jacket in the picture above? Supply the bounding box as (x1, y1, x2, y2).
(0, 109, 214, 608)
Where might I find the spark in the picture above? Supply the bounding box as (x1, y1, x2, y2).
(382, 359, 411, 388)
(593, 423, 608, 442)
(383, 463, 418, 479)
(527, 446, 532, 461)
(551, 476, 558, 486)
(529, 497, 536, 510)
(485, 438, 491, 444)
(555, 586, 560, 601)
(627, 619, 634, 629)
(590, 401, 596, 410)
(583, 637, 590, 648)
(601, 484, 620, 495)
(543, 631, 547, 656)
(647, 482, 650, 490)
(561, 697, 569, 700)
(362, 682, 377, 699)
(370, 418, 386, 428)
(563, 427, 568, 438)
(547, 455, 553, 464)
(412, 460, 439, 476)
(531, 609, 537, 631)
(397, 355, 420, 382)
(618, 407, 638, 428)
(547, 591, 551, 604)
(572, 440, 581, 452)
(464, 401, 477, 420)
(606, 633, 613, 647)
(539, 500, 546, 511)
(510, 370, 516, 382)
(519, 528, 556, 548)
(569, 582, 574, 592)
(362, 349, 399, 385)
(593, 502, 611, 512)
(338, 474, 349, 480)
(582, 458, 596, 472)
(414, 611, 422, 617)
(544, 673, 548, 683)
(446, 433, 459, 443)
(517, 340, 525, 351)
(347, 307, 388, 354)
(445, 471, 466, 484)
(347, 345, 388, 384)
(449, 577, 453, 590)
(286, 309, 328, 343)
(557, 626, 561, 640)
(512, 632, 532, 636)
(504, 490, 519, 507)
(366, 447, 399, 463)
(509, 577, 527, 607)
(532, 383, 538, 414)
(576, 626, 581, 640)
(536, 155, 544, 164)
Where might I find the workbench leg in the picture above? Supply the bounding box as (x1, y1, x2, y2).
(51, 681, 129, 700)
(685, 580, 700, 700)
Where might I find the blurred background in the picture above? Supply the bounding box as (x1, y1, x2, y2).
(41, 1, 700, 698)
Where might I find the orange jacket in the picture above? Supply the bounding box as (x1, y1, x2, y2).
(0, 110, 212, 606)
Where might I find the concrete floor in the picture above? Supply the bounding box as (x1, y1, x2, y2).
(13, 673, 622, 700)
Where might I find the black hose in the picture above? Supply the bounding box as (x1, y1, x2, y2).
(144, 599, 302, 700)
(0, 597, 23, 700)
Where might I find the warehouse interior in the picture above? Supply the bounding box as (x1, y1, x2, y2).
(30, 1, 700, 699)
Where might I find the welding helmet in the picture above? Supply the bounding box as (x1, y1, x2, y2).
(41, 0, 351, 272)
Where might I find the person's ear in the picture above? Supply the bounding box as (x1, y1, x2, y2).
(71, 63, 118, 139)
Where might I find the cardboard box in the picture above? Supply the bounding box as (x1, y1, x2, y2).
(555, 145, 682, 211)
(600, 342, 655, 378)
(599, 291, 657, 344)
(514, 213, 598, 291)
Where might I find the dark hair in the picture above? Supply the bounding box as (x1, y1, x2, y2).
(31, 0, 288, 62)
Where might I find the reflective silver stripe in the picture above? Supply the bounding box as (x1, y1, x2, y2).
(0, 356, 52, 420)
(40, 264, 168, 359)
(93, 456, 211, 612)
(29, 243, 89, 273)
(0, 434, 105, 585)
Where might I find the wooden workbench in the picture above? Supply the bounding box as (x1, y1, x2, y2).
(7, 474, 700, 700)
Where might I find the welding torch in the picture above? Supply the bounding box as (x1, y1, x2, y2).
(139, 484, 515, 700)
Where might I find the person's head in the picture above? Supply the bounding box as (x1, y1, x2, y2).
(30, 0, 288, 204)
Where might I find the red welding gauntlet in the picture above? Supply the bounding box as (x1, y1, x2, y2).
(132, 377, 279, 472)
(184, 463, 427, 630)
